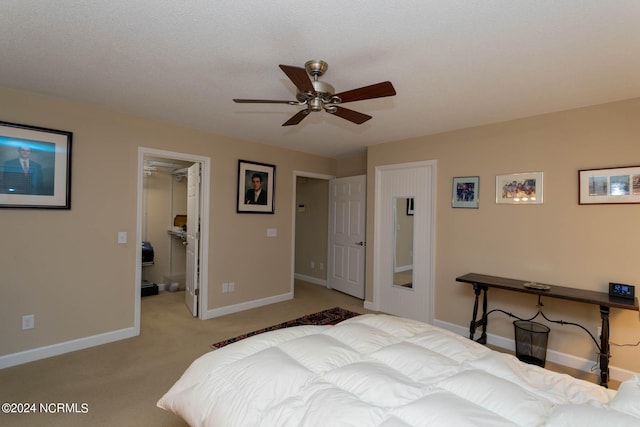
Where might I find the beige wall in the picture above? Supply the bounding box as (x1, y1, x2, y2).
(336, 154, 366, 177)
(295, 177, 329, 280)
(367, 98, 640, 373)
(0, 86, 335, 357)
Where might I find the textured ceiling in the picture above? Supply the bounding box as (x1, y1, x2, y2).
(1, 1, 639, 158)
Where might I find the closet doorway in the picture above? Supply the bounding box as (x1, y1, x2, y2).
(135, 148, 211, 331)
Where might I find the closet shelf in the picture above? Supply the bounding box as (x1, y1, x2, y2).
(168, 230, 187, 241)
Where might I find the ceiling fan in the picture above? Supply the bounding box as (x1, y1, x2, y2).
(233, 60, 396, 126)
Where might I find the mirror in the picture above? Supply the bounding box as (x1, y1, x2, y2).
(393, 197, 414, 288)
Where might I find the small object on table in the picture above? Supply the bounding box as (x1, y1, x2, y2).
(524, 282, 551, 291)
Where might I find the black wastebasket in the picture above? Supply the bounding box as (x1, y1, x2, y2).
(513, 320, 550, 367)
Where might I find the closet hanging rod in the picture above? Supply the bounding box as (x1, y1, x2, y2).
(172, 168, 188, 176)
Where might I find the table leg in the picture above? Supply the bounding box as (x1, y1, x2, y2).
(470, 284, 481, 340)
(599, 305, 610, 388)
(479, 286, 488, 344)
(469, 284, 488, 344)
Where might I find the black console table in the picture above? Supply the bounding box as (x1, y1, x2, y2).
(456, 273, 639, 387)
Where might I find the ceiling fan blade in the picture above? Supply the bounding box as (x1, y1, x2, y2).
(334, 81, 396, 103)
(233, 99, 296, 104)
(330, 106, 372, 124)
(282, 110, 310, 126)
(279, 65, 316, 95)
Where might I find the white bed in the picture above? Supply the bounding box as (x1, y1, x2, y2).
(158, 314, 640, 426)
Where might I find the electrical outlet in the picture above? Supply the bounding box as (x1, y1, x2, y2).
(310, 261, 315, 269)
(22, 314, 34, 330)
(222, 283, 228, 293)
(319, 262, 324, 270)
(229, 282, 235, 292)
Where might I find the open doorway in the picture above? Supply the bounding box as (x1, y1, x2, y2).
(141, 156, 194, 296)
(292, 171, 333, 295)
(135, 148, 211, 333)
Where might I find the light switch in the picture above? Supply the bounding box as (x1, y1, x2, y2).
(266, 228, 277, 237)
(117, 232, 127, 244)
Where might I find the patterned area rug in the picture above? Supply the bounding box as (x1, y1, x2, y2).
(211, 307, 361, 349)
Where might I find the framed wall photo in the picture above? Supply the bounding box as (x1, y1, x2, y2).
(579, 165, 640, 205)
(496, 171, 543, 204)
(237, 159, 275, 213)
(452, 176, 479, 208)
(0, 121, 72, 209)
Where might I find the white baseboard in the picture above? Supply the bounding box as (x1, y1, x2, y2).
(294, 273, 327, 287)
(1, 288, 295, 368)
(1, 291, 291, 368)
(203, 291, 293, 319)
(363, 300, 377, 311)
(0, 327, 138, 369)
(434, 319, 636, 383)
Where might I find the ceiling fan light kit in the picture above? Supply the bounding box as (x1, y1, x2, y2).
(233, 60, 396, 126)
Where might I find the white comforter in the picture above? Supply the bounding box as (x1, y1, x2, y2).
(158, 314, 640, 426)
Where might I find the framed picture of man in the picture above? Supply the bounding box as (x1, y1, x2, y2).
(236, 159, 275, 213)
(0, 121, 72, 209)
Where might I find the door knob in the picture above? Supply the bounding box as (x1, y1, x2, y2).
(356, 241, 366, 247)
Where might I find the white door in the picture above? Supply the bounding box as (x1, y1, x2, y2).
(374, 162, 435, 323)
(328, 175, 366, 298)
(185, 163, 200, 316)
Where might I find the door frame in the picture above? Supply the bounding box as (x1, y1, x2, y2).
(135, 147, 211, 332)
(290, 170, 334, 294)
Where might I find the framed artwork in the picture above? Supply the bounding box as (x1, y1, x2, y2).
(406, 198, 414, 215)
(237, 159, 275, 213)
(452, 176, 479, 208)
(496, 172, 543, 204)
(0, 121, 72, 209)
(579, 165, 640, 205)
